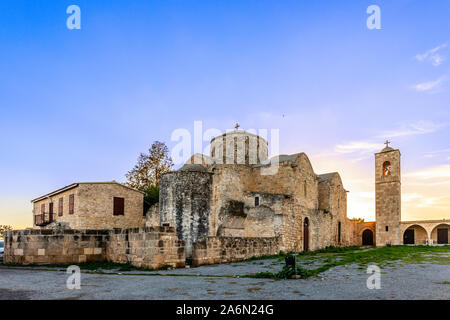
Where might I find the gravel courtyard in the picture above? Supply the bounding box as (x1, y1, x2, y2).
(0, 247, 449, 300)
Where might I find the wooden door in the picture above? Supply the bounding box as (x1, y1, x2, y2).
(303, 218, 309, 252)
(403, 229, 414, 244)
(49, 202, 54, 222)
(362, 229, 374, 245)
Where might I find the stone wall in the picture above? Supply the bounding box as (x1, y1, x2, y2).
(316, 172, 355, 248)
(32, 186, 81, 228)
(192, 236, 280, 267)
(160, 169, 212, 258)
(106, 226, 185, 269)
(145, 203, 160, 227)
(75, 183, 144, 229)
(3, 227, 185, 269)
(354, 221, 376, 246)
(3, 229, 108, 265)
(32, 182, 144, 230)
(249, 154, 319, 252)
(168, 152, 361, 254)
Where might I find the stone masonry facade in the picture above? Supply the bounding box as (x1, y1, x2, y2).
(375, 148, 402, 246)
(4, 130, 448, 269)
(32, 182, 144, 230)
(3, 227, 185, 270)
(160, 130, 362, 257)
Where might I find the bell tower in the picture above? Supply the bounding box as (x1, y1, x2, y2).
(375, 141, 401, 246)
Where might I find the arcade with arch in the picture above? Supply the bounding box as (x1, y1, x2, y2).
(401, 221, 449, 245)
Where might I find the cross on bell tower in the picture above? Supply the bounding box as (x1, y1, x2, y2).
(384, 140, 391, 148)
(234, 123, 240, 130)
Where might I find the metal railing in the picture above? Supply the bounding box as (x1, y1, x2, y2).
(34, 212, 54, 226)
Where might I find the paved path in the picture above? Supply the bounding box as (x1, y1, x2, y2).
(0, 260, 448, 300)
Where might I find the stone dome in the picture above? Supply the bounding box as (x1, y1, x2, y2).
(209, 129, 268, 165)
(381, 146, 394, 153)
(178, 164, 208, 172)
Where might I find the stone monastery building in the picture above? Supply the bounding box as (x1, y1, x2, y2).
(4, 128, 448, 268)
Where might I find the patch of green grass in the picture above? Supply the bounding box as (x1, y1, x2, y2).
(246, 245, 450, 280)
(243, 251, 288, 262)
(298, 246, 362, 256)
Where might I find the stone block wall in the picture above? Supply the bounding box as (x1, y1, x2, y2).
(191, 236, 280, 267)
(159, 170, 212, 258)
(75, 183, 144, 229)
(106, 226, 185, 269)
(3, 227, 185, 269)
(3, 229, 108, 265)
(32, 182, 144, 230)
(145, 203, 160, 227)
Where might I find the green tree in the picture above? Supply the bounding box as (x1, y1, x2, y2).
(125, 141, 173, 204)
(0, 225, 13, 239)
(142, 184, 160, 206)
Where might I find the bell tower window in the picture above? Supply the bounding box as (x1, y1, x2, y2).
(382, 161, 391, 176)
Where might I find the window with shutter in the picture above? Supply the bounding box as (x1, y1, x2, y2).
(69, 194, 74, 214)
(49, 202, 54, 222)
(113, 197, 125, 215)
(58, 198, 63, 216)
(338, 221, 341, 243)
(41, 203, 45, 214)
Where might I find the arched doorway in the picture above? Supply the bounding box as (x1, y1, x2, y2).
(403, 229, 414, 244)
(362, 229, 374, 246)
(431, 224, 449, 244)
(403, 225, 428, 245)
(303, 217, 309, 252)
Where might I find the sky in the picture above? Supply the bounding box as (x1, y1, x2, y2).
(1, 0, 450, 229)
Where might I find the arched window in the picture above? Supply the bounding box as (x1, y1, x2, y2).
(338, 221, 341, 243)
(382, 161, 391, 176)
(304, 180, 307, 197)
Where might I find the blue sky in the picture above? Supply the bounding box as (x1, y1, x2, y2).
(1, 0, 450, 228)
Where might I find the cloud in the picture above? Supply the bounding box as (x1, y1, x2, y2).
(336, 121, 444, 155)
(423, 148, 450, 158)
(335, 141, 382, 154)
(353, 191, 375, 199)
(415, 42, 448, 66)
(405, 164, 450, 180)
(377, 120, 446, 138)
(402, 193, 423, 203)
(412, 76, 447, 93)
(430, 54, 445, 66)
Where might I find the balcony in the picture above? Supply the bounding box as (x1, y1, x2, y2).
(34, 212, 54, 227)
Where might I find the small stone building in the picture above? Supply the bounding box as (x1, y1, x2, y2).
(31, 181, 144, 229)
